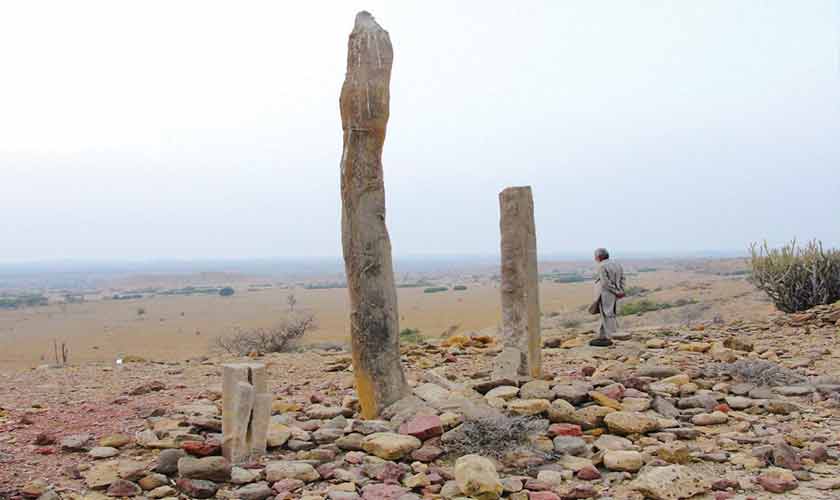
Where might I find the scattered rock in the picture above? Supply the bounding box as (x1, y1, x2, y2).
(603, 451, 643, 472)
(604, 411, 659, 434)
(362, 432, 422, 460)
(454, 454, 503, 499)
(756, 468, 798, 493)
(60, 433, 92, 451)
(106, 479, 142, 497)
(177, 456, 231, 482)
(630, 465, 712, 499)
(176, 478, 219, 498)
(265, 461, 321, 482)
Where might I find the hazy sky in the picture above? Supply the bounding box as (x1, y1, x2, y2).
(1, 1, 838, 262)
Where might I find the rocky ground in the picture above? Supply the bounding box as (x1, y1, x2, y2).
(2, 302, 840, 500)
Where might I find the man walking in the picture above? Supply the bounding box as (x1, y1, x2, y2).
(589, 248, 625, 347)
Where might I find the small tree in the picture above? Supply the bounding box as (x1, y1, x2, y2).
(750, 240, 840, 313)
(137, 307, 146, 317)
(287, 293, 297, 312)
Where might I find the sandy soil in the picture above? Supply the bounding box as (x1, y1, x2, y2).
(0, 268, 770, 372)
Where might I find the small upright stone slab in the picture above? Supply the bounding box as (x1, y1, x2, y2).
(222, 363, 271, 463)
(494, 186, 541, 380)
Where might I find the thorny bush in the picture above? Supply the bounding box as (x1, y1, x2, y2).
(750, 240, 840, 313)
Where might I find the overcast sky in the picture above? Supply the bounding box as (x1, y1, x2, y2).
(0, 1, 838, 262)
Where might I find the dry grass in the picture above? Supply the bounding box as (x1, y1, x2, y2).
(705, 359, 807, 387)
(442, 414, 551, 461)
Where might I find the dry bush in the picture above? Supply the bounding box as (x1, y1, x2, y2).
(705, 359, 807, 387)
(216, 313, 316, 355)
(443, 414, 551, 462)
(750, 240, 840, 313)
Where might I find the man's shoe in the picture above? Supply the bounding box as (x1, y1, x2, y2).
(589, 338, 613, 347)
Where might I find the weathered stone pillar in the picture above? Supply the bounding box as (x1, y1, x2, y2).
(222, 363, 271, 463)
(494, 186, 541, 380)
(339, 11, 408, 419)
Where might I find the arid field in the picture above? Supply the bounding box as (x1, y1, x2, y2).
(0, 259, 771, 371)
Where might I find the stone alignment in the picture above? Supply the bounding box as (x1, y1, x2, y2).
(339, 11, 408, 418)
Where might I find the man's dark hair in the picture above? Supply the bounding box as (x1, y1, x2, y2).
(595, 248, 609, 260)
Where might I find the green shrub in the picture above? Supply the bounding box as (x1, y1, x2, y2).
(625, 286, 649, 297)
(397, 281, 432, 288)
(553, 275, 586, 283)
(637, 267, 658, 273)
(219, 287, 235, 297)
(400, 328, 424, 343)
(423, 287, 448, 294)
(619, 298, 697, 316)
(749, 240, 840, 313)
(453, 285, 468, 291)
(0, 294, 48, 310)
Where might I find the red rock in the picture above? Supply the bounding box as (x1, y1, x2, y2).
(711, 479, 738, 491)
(181, 440, 221, 457)
(34, 447, 55, 455)
(529, 491, 561, 500)
(600, 383, 625, 400)
(524, 479, 552, 491)
(576, 464, 601, 481)
(411, 444, 444, 462)
(176, 478, 218, 498)
(272, 479, 304, 493)
(714, 403, 731, 413)
(298, 420, 320, 431)
(581, 366, 596, 377)
(715, 493, 735, 500)
(107, 479, 142, 497)
(399, 415, 443, 440)
(370, 461, 405, 483)
(562, 485, 597, 499)
(756, 472, 797, 493)
(361, 483, 408, 500)
(806, 445, 828, 462)
(548, 423, 582, 437)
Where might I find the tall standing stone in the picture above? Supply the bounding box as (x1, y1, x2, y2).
(339, 11, 408, 419)
(494, 186, 541, 379)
